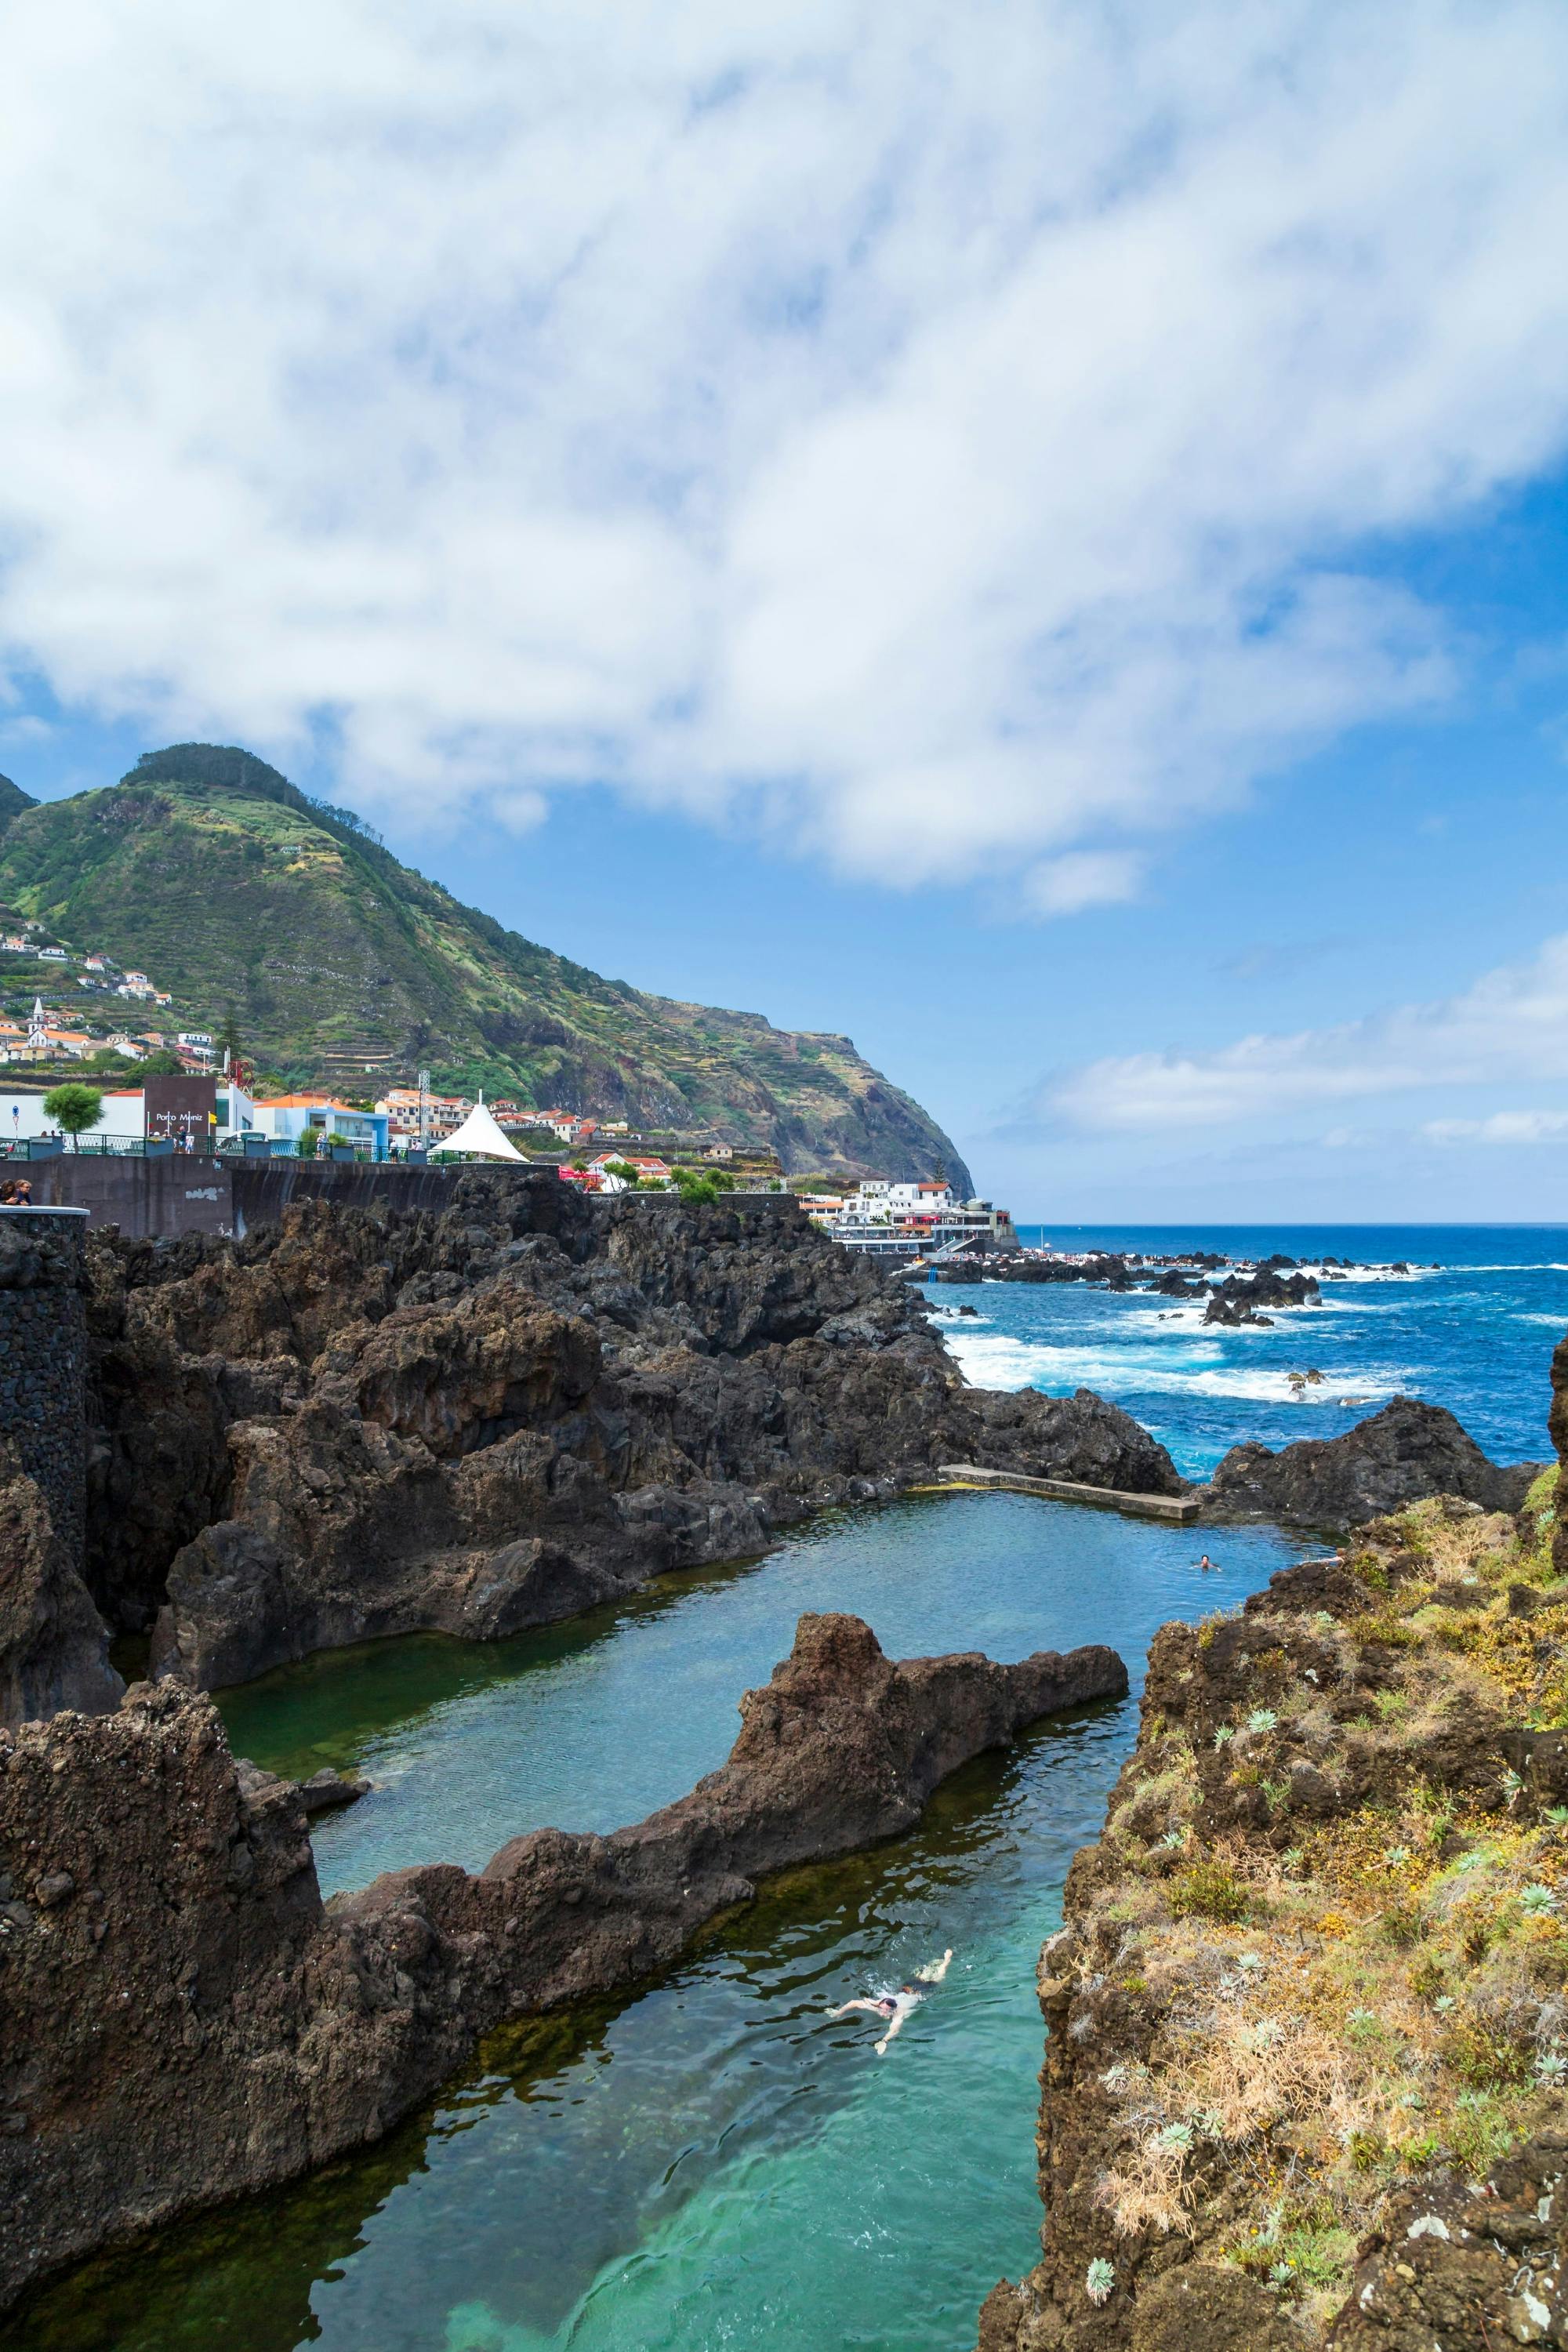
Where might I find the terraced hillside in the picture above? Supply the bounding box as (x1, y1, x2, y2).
(0, 744, 969, 1185)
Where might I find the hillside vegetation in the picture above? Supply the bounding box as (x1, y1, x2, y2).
(0, 745, 970, 1185)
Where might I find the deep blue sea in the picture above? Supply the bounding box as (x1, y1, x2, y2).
(935, 1223, 1567, 1482)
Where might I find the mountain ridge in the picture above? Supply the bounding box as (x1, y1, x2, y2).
(0, 743, 972, 1187)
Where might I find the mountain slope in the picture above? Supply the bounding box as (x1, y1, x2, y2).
(0, 743, 972, 1186)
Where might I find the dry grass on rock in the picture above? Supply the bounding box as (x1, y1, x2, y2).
(1040, 1474, 1568, 2344)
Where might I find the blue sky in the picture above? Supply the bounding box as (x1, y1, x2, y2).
(4, 3, 1568, 1221)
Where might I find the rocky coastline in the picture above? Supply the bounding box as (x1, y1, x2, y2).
(1, 1185, 1555, 2340)
(976, 1337, 1568, 2350)
(0, 1611, 1125, 2316)
(5, 1179, 1179, 1713)
(3, 1185, 1536, 1722)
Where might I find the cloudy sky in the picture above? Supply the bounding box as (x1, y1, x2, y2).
(5, 0, 1568, 1220)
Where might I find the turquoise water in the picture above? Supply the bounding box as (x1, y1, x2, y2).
(943, 1221, 1568, 1479)
(20, 1220, 1551, 2350)
(8, 1494, 1306, 2352)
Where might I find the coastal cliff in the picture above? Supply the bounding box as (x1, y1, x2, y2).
(42, 1178, 1176, 1697)
(0, 1613, 1127, 2315)
(978, 1336, 1568, 2350)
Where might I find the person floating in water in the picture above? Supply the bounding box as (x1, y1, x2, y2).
(832, 1950, 953, 2053)
(1197, 1553, 1217, 1573)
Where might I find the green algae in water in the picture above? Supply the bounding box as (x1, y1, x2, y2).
(6, 1496, 1305, 2350)
(8, 1731, 1097, 2352)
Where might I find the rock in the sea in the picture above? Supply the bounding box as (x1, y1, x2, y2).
(0, 1614, 1125, 2314)
(1203, 1395, 1539, 1530)
(1201, 1268, 1319, 1327)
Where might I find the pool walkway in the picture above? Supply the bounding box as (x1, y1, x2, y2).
(932, 1463, 1200, 1523)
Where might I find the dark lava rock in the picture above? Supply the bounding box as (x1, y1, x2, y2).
(1329, 2133, 1568, 2349)
(1202, 1269, 1319, 1326)
(0, 1614, 1126, 2314)
(1203, 1396, 1541, 1531)
(0, 1449, 122, 1732)
(55, 1183, 1182, 1694)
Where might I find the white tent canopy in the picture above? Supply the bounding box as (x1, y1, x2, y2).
(431, 1095, 528, 1162)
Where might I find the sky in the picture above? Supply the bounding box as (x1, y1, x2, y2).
(4, 2, 1568, 1222)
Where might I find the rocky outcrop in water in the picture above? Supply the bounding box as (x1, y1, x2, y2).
(1201, 1268, 1320, 1327)
(978, 1394, 1568, 2350)
(1203, 1394, 1540, 1531)
(0, 1612, 1126, 2315)
(60, 1180, 1181, 1692)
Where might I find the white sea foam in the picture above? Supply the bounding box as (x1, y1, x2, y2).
(941, 1326, 1403, 1408)
(1518, 1312, 1568, 1328)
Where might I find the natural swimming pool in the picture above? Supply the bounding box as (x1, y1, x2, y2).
(5, 1493, 1310, 2352)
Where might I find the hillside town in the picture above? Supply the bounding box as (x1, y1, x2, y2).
(0, 929, 1014, 1252)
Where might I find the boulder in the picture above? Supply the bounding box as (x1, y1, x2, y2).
(1203, 1396, 1540, 1531)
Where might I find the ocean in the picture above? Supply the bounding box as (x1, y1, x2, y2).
(933, 1221, 1567, 1481)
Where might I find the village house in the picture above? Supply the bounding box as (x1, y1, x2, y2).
(245, 1094, 392, 1152)
(537, 1109, 598, 1146)
(587, 1152, 670, 1185)
(376, 1086, 471, 1142)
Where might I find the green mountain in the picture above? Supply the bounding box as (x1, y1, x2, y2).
(0, 744, 972, 1186)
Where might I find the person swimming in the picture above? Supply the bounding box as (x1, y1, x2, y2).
(831, 1949, 953, 2053)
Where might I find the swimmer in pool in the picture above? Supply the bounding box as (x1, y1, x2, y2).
(832, 1949, 953, 2053)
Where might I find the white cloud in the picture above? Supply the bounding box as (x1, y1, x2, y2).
(1425, 1111, 1568, 1145)
(2, 2, 1568, 890)
(1048, 934, 1568, 1131)
(1021, 851, 1144, 918)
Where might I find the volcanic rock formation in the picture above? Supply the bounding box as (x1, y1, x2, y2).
(67, 1179, 1181, 1691)
(0, 1612, 1127, 2314)
(1203, 1394, 1539, 1531)
(0, 1453, 121, 1730)
(977, 1386, 1568, 2350)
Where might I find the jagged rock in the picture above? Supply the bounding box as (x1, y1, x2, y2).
(1203, 1395, 1539, 1530)
(1328, 2135, 1568, 2349)
(1130, 2266, 1298, 2350)
(0, 1613, 1126, 2313)
(1201, 1269, 1318, 1326)
(0, 1452, 121, 1730)
(974, 1356, 1568, 2352)
(67, 1183, 1182, 1691)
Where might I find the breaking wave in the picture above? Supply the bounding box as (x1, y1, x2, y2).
(940, 1326, 1403, 1408)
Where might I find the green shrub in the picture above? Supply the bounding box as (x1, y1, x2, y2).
(1169, 1861, 1249, 1924)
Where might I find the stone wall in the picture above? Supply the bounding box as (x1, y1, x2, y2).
(0, 1209, 88, 1562)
